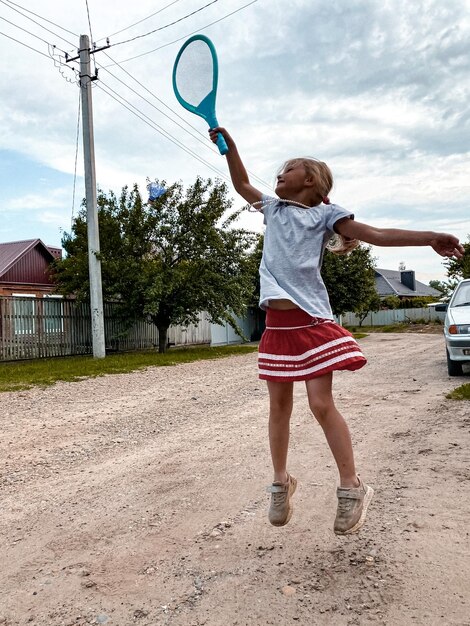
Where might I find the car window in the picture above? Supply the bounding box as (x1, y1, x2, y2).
(452, 283, 470, 306)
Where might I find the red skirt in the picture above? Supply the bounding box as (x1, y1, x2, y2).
(258, 308, 367, 382)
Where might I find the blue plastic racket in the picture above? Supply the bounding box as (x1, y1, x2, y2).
(172, 34, 228, 155)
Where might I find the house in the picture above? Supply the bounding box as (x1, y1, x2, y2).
(374, 268, 440, 299)
(0, 240, 63, 350)
(0, 239, 61, 297)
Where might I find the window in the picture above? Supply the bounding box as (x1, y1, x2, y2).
(12, 294, 36, 335)
(452, 283, 470, 307)
(43, 295, 64, 333)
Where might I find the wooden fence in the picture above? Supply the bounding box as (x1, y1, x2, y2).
(0, 296, 211, 361)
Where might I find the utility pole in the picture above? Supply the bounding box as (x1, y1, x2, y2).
(67, 35, 109, 358)
(79, 34, 105, 358)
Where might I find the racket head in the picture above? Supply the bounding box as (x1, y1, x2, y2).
(172, 34, 219, 122)
(172, 34, 228, 155)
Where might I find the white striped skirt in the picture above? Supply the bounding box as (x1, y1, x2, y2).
(258, 307, 367, 382)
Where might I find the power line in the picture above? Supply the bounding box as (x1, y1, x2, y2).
(1, 0, 269, 192)
(0, 1, 80, 82)
(0, 0, 75, 48)
(0, 14, 55, 46)
(97, 51, 272, 190)
(2, 8, 269, 189)
(84, 0, 97, 72)
(97, 79, 232, 182)
(71, 93, 82, 226)
(112, 0, 221, 47)
(0, 28, 52, 59)
(101, 0, 185, 40)
(103, 0, 258, 66)
(98, 54, 217, 150)
(0, 14, 78, 81)
(84, 0, 94, 43)
(1, 0, 78, 37)
(96, 80, 233, 183)
(49, 43, 80, 84)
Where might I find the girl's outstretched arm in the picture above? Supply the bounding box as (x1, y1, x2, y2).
(209, 127, 263, 205)
(335, 218, 464, 258)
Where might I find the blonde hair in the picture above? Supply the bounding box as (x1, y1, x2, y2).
(279, 157, 333, 204)
(278, 157, 359, 255)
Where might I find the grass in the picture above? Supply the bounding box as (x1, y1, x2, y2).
(0, 344, 258, 393)
(446, 383, 470, 401)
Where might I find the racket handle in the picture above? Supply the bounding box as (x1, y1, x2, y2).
(215, 131, 228, 155)
(208, 116, 228, 155)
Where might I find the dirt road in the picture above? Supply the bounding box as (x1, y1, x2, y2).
(1, 333, 469, 626)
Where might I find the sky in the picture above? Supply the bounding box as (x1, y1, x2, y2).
(1, 0, 469, 283)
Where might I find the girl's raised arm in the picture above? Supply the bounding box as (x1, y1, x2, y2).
(335, 218, 464, 259)
(209, 127, 263, 205)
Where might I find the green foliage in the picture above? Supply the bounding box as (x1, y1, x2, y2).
(321, 245, 377, 317)
(352, 332, 369, 339)
(429, 237, 470, 299)
(428, 279, 456, 300)
(243, 233, 266, 341)
(381, 295, 401, 309)
(54, 177, 258, 352)
(245, 234, 263, 307)
(356, 292, 381, 326)
(446, 383, 470, 401)
(397, 296, 435, 309)
(444, 236, 470, 280)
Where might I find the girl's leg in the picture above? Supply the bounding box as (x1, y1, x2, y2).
(267, 380, 294, 483)
(305, 373, 359, 488)
(266, 380, 297, 526)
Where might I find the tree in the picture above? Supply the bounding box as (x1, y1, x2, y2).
(355, 291, 381, 326)
(321, 245, 377, 318)
(444, 236, 470, 280)
(244, 233, 265, 340)
(429, 279, 454, 300)
(428, 236, 470, 301)
(54, 177, 258, 352)
(240, 236, 379, 330)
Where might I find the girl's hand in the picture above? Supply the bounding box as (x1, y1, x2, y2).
(209, 126, 234, 148)
(430, 233, 465, 258)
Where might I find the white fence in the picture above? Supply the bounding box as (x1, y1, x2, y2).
(210, 309, 257, 346)
(169, 312, 211, 347)
(342, 307, 446, 327)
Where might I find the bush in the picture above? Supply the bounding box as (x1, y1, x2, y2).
(399, 296, 435, 309)
(381, 296, 400, 309)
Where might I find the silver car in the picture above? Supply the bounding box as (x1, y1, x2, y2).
(436, 278, 470, 376)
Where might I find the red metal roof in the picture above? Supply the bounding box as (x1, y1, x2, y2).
(0, 239, 58, 280)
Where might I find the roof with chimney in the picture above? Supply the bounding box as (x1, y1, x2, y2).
(375, 268, 440, 298)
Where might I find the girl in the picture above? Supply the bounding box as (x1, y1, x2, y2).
(209, 127, 464, 535)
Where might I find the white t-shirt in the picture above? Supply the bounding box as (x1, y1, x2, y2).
(259, 196, 354, 320)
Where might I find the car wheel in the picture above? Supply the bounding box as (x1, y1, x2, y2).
(447, 350, 463, 376)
